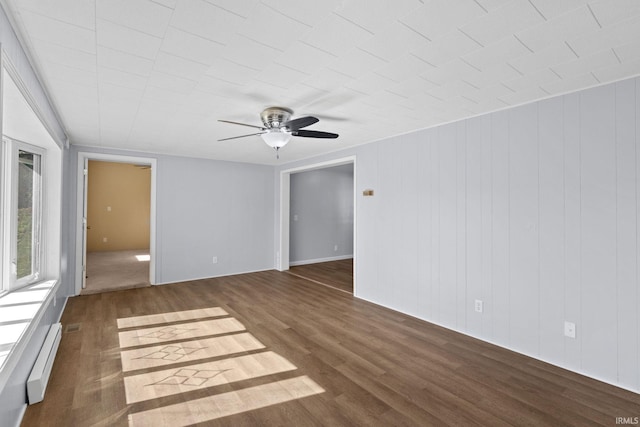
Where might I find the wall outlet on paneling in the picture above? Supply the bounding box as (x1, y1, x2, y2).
(564, 321, 576, 338)
(212, 256, 218, 264)
(102, 237, 108, 243)
(474, 299, 483, 313)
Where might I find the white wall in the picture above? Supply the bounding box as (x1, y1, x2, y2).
(277, 76, 640, 393)
(0, 5, 68, 426)
(290, 163, 353, 264)
(0, 5, 66, 145)
(69, 146, 275, 285)
(156, 154, 274, 283)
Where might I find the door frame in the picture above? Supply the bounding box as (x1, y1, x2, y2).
(74, 152, 157, 295)
(278, 155, 356, 293)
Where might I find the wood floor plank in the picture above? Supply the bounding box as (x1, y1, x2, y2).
(117, 307, 229, 329)
(289, 259, 353, 293)
(21, 265, 640, 426)
(128, 376, 324, 427)
(120, 333, 266, 372)
(118, 318, 245, 348)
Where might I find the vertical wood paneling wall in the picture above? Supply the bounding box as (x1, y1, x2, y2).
(354, 77, 640, 393)
(289, 164, 354, 264)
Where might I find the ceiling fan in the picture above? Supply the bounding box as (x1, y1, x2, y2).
(218, 107, 339, 158)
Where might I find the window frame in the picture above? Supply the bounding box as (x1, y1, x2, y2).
(1, 137, 46, 293)
(0, 50, 65, 400)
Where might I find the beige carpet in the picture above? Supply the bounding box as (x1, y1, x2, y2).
(83, 249, 150, 295)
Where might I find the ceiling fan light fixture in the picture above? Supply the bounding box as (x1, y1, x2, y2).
(260, 129, 292, 148)
(218, 107, 338, 159)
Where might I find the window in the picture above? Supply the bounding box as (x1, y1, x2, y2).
(0, 59, 63, 395)
(17, 148, 42, 281)
(1, 138, 44, 293)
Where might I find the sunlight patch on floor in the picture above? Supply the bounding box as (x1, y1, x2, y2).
(124, 351, 297, 404)
(117, 309, 324, 425)
(127, 375, 324, 427)
(120, 333, 266, 372)
(117, 307, 228, 329)
(118, 317, 245, 348)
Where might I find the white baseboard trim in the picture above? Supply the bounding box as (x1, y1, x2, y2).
(154, 267, 274, 286)
(13, 404, 27, 427)
(289, 254, 353, 267)
(353, 294, 640, 396)
(55, 297, 68, 323)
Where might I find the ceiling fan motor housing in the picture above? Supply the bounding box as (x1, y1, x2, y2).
(261, 107, 293, 129)
(217, 107, 338, 149)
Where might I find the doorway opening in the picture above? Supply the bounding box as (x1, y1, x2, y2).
(278, 156, 356, 294)
(75, 153, 157, 296)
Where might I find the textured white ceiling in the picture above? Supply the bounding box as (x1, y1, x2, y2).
(2, 0, 640, 165)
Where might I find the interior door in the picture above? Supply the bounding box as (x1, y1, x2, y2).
(81, 157, 88, 289)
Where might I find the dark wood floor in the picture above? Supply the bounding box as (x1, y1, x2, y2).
(22, 269, 640, 426)
(289, 258, 353, 293)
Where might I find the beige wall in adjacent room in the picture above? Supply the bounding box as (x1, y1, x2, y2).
(87, 160, 151, 252)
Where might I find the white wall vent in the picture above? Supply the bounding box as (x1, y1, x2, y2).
(27, 322, 62, 404)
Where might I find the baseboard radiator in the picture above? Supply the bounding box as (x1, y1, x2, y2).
(27, 322, 62, 404)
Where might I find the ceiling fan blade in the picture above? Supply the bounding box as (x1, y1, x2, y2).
(218, 132, 266, 141)
(218, 119, 266, 130)
(282, 116, 319, 130)
(292, 129, 339, 139)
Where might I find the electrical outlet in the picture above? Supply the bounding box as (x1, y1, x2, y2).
(334, 244, 338, 251)
(564, 321, 576, 338)
(103, 237, 108, 243)
(293, 214, 298, 221)
(212, 256, 218, 264)
(474, 299, 483, 313)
